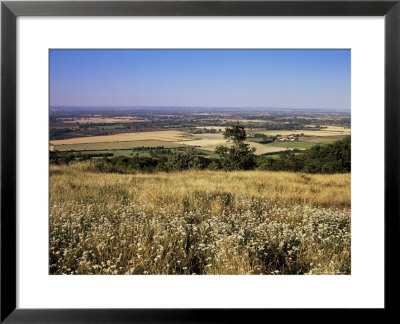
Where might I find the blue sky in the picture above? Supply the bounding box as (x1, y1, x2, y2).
(49, 49, 350, 109)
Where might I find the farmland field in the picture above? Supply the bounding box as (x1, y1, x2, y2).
(51, 129, 349, 155)
(177, 133, 346, 154)
(176, 133, 226, 151)
(250, 126, 350, 137)
(50, 130, 190, 146)
(57, 117, 147, 124)
(176, 134, 284, 154)
(300, 136, 346, 143)
(266, 141, 316, 150)
(52, 140, 186, 152)
(50, 164, 351, 275)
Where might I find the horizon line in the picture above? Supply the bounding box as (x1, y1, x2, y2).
(50, 105, 351, 110)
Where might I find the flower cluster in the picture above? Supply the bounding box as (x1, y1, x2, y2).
(50, 191, 350, 275)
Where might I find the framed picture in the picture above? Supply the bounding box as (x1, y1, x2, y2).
(1, 0, 399, 321)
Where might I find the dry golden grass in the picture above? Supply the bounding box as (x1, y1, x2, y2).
(50, 165, 350, 208)
(50, 164, 351, 275)
(50, 130, 190, 146)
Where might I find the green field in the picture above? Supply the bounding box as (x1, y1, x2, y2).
(247, 135, 346, 152)
(53, 140, 186, 152)
(82, 150, 152, 158)
(266, 141, 316, 149)
(91, 124, 126, 130)
(246, 137, 272, 143)
(300, 136, 346, 144)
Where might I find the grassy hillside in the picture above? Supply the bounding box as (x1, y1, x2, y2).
(50, 164, 351, 275)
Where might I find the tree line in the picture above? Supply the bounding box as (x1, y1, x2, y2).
(257, 136, 350, 173)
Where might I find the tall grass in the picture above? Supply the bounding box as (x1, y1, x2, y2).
(50, 163, 350, 275)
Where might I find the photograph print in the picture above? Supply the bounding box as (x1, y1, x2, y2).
(49, 49, 351, 275)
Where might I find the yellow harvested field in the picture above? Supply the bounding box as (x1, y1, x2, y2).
(176, 133, 226, 149)
(178, 142, 225, 152)
(50, 130, 190, 146)
(255, 126, 350, 137)
(58, 117, 147, 124)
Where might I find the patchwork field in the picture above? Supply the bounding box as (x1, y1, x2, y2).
(177, 132, 346, 155)
(251, 126, 351, 137)
(51, 128, 348, 155)
(222, 119, 276, 124)
(58, 117, 148, 124)
(175, 133, 279, 154)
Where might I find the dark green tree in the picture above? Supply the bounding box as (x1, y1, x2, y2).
(257, 136, 351, 174)
(223, 123, 247, 143)
(215, 123, 256, 170)
(165, 147, 206, 171)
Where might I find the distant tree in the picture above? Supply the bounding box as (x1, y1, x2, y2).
(223, 123, 247, 143)
(215, 123, 256, 170)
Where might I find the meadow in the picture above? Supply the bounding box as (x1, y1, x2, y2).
(50, 163, 351, 275)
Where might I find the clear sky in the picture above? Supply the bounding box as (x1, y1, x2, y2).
(49, 49, 350, 109)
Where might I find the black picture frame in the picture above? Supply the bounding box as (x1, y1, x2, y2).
(1, 0, 399, 322)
